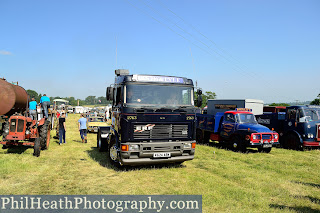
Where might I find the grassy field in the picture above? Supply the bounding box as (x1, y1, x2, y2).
(0, 114, 319, 212)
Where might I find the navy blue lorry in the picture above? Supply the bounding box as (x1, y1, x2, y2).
(256, 105, 320, 150)
(196, 108, 279, 153)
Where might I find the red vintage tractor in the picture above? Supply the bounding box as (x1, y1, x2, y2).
(0, 78, 51, 157)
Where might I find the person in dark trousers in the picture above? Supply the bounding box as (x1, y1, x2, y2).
(58, 112, 66, 145)
(78, 113, 87, 143)
(40, 94, 50, 118)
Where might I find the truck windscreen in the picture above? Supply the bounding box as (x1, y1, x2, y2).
(125, 84, 193, 106)
(302, 108, 320, 122)
(236, 113, 258, 124)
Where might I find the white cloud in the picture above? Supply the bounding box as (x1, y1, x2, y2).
(0, 50, 12, 55)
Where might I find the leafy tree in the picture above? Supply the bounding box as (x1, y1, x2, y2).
(97, 96, 109, 104)
(26, 89, 40, 102)
(269, 103, 290, 106)
(85, 96, 96, 105)
(310, 99, 320, 105)
(194, 90, 217, 108)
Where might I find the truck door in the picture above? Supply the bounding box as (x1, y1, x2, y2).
(285, 108, 298, 132)
(220, 113, 236, 138)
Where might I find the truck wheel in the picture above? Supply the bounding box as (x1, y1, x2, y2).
(97, 131, 107, 152)
(203, 131, 210, 144)
(286, 134, 301, 150)
(232, 136, 246, 153)
(33, 138, 41, 157)
(196, 129, 203, 144)
(108, 137, 121, 166)
(40, 120, 51, 150)
(258, 147, 272, 153)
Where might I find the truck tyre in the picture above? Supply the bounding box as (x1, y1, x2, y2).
(196, 129, 203, 144)
(286, 134, 301, 150)
(33, 138, 41, 157)
(40, 120, 51, 150)
(108, 137, 121, 167)
(203, 131, 210, 144)
(2, 121, 9, 140)
(232, 136, 246, 153)
(97, 131, 107, 152)
(258, 147, 272, 153)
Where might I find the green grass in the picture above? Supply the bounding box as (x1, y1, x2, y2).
(1, 114, 320, 212)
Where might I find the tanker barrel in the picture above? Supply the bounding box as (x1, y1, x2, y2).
(0, 79, 29, 115)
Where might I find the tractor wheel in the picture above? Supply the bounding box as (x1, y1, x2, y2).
(2, 121, 9, 140)
(33, 138, 41, 157)
(196, 129, 203, 144)
(40, 120, 51, 150)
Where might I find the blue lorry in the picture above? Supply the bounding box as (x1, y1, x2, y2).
(256, 105, 320, 150)
(196, 107, 279, 153)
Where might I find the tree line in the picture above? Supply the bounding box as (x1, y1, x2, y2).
(26, 90, 111, 106)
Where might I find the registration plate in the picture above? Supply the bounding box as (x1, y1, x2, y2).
(263, 144, 272, 148)
(153, 153, 171, 158)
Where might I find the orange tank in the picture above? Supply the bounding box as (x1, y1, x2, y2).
(0, 78, 28, 115)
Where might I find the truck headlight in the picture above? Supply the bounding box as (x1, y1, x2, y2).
(4, 129, 9, 133)
(274, 134, 278, 139)
(252, 135, 257, 140)
(129, 144, 139, 151)
(184, 143, 191, 149)
(307, 134, 314, 138)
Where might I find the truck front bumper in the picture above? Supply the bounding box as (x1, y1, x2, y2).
(119, 141, 196, 166)
(303, 141, 320, 147)
(248, 141, 280, 148)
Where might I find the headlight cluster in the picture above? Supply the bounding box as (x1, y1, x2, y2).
(252, 135, 257, 140)
(274, 134, 278, 139)
(129, 144, 139, 151)
(307, 134, 314, 139)
(184, 143, 191, 149)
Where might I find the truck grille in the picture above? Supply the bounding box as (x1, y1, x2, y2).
(133, 124, 188, 140)
(262, 134, 272, 140)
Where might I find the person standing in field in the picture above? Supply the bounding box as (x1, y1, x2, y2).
(40, 94, 50, 118)
(29, 98, 38, 120)
(78, 113, 87, 143)
(58, 112, 66, 145)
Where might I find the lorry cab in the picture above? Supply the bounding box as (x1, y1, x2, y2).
(197, 107, 279, 153)
(284, 106, 320, 148)
(256, 105, 320, 150)
(98, 69, 199, 166)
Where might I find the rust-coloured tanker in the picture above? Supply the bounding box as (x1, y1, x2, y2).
(0, 78, 51, 157)
(0, 78, 28, 116)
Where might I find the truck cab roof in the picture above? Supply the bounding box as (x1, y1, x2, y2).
(115, 74, 193, 85)
(224, 111, 253, 115)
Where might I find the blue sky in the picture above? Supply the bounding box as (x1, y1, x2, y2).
(1, 0, 319, 103)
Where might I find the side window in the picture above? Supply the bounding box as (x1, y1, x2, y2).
(224, 113, 235, 122)
(287, 109, 297, 120)
(115, 86, 123, 106)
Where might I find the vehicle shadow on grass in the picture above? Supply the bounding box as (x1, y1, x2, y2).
(86, 147, 186, 172)
(269, 204, 320, 213)
(293, 181, 320, 189)
(3, 146, 29, 154)
(202, 141, 259, 154)
(294, 195, 320, 205)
